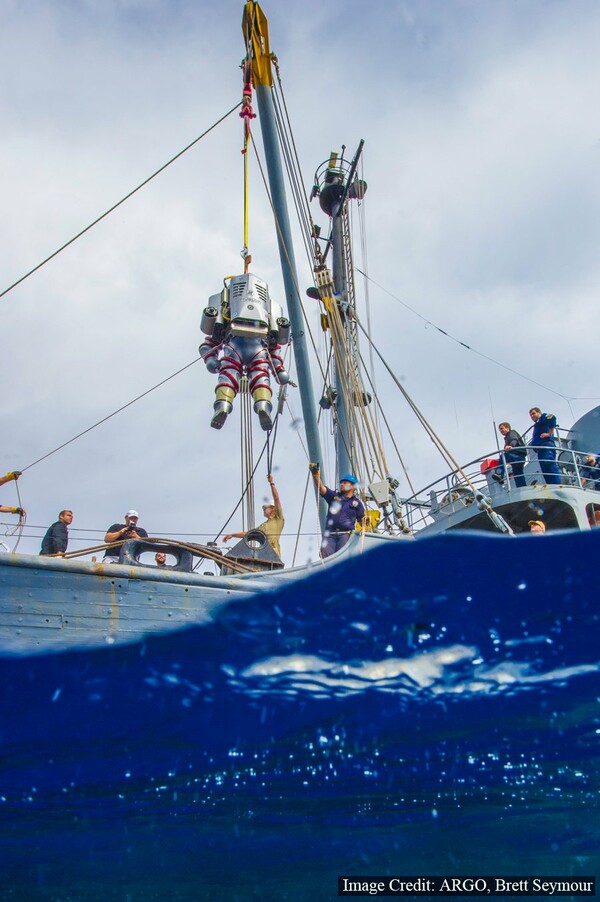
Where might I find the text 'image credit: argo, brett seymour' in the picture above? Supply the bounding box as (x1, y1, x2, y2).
(337, 876, 597, 896)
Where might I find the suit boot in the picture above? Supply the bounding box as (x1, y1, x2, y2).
(211, 400, 233, 430)
(254, 399, 273, 432)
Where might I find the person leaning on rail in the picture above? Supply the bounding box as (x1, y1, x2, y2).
(40, 510, 73, 556)
(0, 470, 25, 518)
(492, 422, 527, 487)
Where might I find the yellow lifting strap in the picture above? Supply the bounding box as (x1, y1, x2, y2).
(243, 128, 250, 266)
(242, 1, 273, 88)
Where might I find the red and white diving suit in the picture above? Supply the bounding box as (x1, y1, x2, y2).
(199, 273, 291, 431)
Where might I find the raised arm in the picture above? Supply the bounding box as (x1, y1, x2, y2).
(0, 470, 21, 489)
(309, 462, 327, 496)
(267, 473, 283, 515)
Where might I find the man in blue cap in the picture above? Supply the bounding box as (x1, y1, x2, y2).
(309, 463, 365, 558)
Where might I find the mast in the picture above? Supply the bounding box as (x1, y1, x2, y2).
(242, 3, 324, 515)
(313, 144, 367, 482)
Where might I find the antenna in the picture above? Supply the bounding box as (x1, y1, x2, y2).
(488, 387, 501, 452)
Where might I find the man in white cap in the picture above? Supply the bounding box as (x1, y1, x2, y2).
(103, 510, 148, 563)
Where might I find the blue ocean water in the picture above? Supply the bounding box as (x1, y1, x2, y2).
(0, 530, 598, 900)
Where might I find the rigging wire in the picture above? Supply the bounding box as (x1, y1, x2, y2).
(356, 269, 598, 405)
(250, 102, 386, 497)
(214, 414, 281, 543)
(355, 343, 417, 496)
(354, 318, 483, 493)
(20, 358, 201, 473)
(0, 101, 242, 302)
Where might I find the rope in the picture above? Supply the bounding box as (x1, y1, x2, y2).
(354, 318, 481, 494)
(213, 423, 270, 543)
(291, 470, 312, 568)
(1, 102, 242, 302)
(241, 380, 255, 529)
(354, 268, 597, 407)
(20, 358, 201, 473)
(3, 480, 26, 552)
(357, 344, 416, 497)
(62, 536, 255, 575)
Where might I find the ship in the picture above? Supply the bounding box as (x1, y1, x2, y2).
(1, 1, 600, 657)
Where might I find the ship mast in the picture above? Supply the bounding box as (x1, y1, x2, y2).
(313, 144, 367, 480)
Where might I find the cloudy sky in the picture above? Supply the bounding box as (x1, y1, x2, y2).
(1, 0, 599, 562)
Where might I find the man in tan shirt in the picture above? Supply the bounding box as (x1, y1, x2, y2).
(223, 473, 284, 560)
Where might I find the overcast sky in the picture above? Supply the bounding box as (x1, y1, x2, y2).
(1, 0, 600, 562)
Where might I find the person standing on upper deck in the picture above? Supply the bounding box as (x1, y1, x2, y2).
(529, 407, 561, 485)
(309, 463, 365, 558)
(493, 422, 527, 487)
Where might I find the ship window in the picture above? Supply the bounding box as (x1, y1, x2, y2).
(586, 504, 600, 528)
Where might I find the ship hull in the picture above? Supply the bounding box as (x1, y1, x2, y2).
(0, 533, 401, 656)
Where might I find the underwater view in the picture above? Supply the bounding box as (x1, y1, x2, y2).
(0, 530, 598, 900)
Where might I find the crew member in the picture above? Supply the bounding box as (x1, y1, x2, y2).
(529, 407, 560, 485)
(493, 422, 527, 487)
(40, 510, 73, 556)
(580, 453, 600, 491)
(223, 474, 284, 560)
(104, 510, 148, 563)
(310, 463, 365, 558)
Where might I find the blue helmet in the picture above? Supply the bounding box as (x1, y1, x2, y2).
(340, 474, 358, 485)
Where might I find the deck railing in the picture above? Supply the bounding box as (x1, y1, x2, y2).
(399, 438, 600, 533)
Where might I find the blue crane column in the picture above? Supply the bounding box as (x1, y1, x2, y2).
(254, 84, 326, 529)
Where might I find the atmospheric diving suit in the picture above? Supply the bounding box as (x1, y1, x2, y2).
(199, 273, 291, 431)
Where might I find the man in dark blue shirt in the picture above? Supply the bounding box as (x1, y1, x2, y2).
(529, 407, 560, 485)
(310, 464, 366, 558)
(40, 510, 73, 556)
(493, 422, 527, 487)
